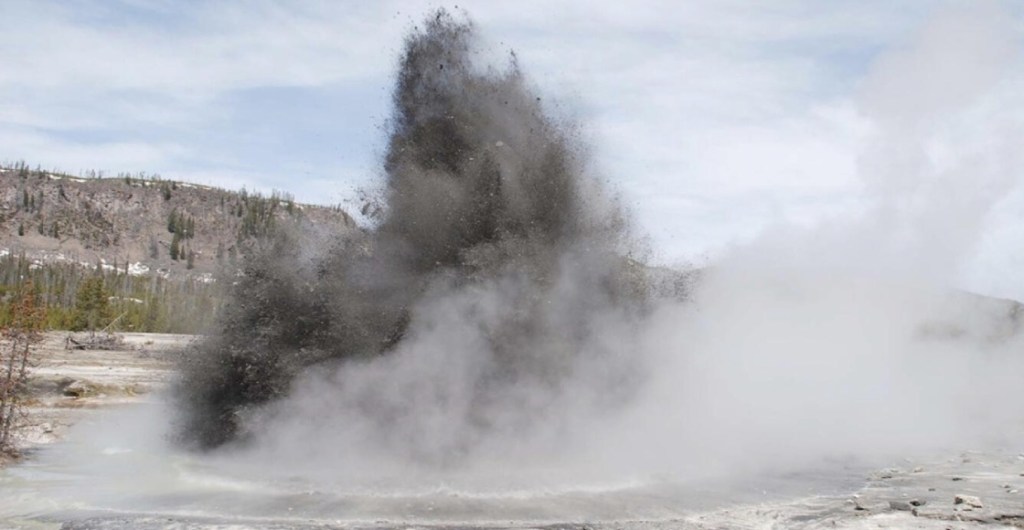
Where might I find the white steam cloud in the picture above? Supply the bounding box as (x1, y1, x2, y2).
(205, 4, 1024, 496)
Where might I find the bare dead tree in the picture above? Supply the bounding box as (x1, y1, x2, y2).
(0, 281, 45, 457)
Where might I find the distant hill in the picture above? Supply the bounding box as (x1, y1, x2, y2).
(0, 162, 359, 333)
(0, 162, 356, 278)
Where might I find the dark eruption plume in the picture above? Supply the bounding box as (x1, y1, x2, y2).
(173, 10, 649, 455)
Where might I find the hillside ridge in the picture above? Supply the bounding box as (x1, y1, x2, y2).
(0, 162, 356, 277)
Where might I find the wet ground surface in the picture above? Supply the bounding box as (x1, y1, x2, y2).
(2, 333, 1023, 529)
(1, 435, 867, 530)
(5, 424, 1022, 530)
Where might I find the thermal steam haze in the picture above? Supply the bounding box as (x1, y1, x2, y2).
(161, 5, 1024, 498)
(3, 3, 1024, 516)
(4, 1, 1024, 302)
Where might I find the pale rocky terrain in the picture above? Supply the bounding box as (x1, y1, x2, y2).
(6, 331, 190, 463)
(676, 454, 1024, 529)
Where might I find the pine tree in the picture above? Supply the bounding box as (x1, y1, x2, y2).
(170, 233, 181, 261)
(186, 249, 195, 270)
(17, 223, 24, 237)
(168, 210, 178, 234)
(71, 276, 110, 331)
(142, 298, 162, 332)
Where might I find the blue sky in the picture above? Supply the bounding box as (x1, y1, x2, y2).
(3, 1, 1024, 298)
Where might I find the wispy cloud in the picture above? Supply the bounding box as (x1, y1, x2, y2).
(2, 0, 1022, 297)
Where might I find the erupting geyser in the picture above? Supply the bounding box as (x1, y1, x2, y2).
(169, 7, 1024, 497)
(4, 5, 1024, 528)
(173, 10, 652, 458)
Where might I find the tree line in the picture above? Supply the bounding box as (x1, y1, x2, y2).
(0, 254, 223, 334)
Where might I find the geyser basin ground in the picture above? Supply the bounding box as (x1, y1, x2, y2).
(0, 400, 898, 527)
(2, 399, 1023, 529)
(3, 280, 1024, 530)
(2, 321, 1023, 530)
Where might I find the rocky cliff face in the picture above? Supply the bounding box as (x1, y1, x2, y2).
(0, 165, 356, 277)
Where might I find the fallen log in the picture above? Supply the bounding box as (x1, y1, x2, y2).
(64, 333, 126, 351)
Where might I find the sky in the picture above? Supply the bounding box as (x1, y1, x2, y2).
(3, 0, 1024, 299)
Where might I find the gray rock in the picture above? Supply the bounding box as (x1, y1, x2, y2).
(63, 379, 98, 398)
(889, 500, 913, 511)
(874, 469, 896, 480)
(954, 494, 983, 508)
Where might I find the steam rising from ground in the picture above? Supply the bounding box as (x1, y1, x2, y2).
(175, 10, 647, 460)
(174, 7, 1024, 492)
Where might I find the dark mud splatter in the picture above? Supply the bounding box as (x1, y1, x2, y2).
(173, 10, 650, 454)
